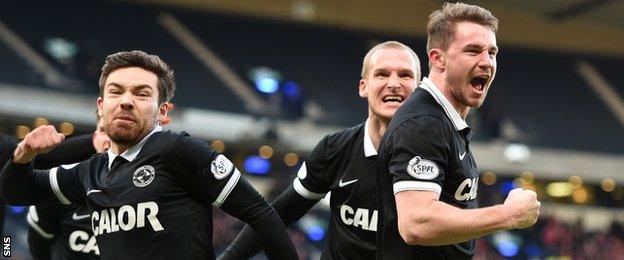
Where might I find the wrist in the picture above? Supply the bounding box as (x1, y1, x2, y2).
(499, 203, 517, 230)
(12, 145, 36, 164)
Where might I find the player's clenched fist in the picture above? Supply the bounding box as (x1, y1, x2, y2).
(13, 125, 65, 164)
(503, 188, 541, 229)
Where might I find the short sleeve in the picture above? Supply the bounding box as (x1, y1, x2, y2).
(387, 116, 450, 196)
(173, 135, 242, 208)
(50, 162, 88, 206)
(292, 136, 334, 200)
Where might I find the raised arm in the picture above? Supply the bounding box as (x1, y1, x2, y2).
(395, 188, 539, 245)
(385, 116, 539, 246)
(0, 125, 65, 205)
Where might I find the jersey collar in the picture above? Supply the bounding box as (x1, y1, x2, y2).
(363, 118, 377, 157)
(420, 77, 469, 132)
(107, 125, 162, 169)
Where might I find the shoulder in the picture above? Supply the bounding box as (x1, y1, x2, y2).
(318, 123, 364, 152)
(167, 130, 219, 159)
(388, 114, 449, 142)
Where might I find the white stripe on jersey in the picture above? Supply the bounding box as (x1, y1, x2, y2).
(212, 168, 241, 208)
(293, 178, 327, 200)
(27, 206, 55, 239)
(393, 181, 442, 196)
(49, 167, 71, 205)
(61, 163, 79, 169)
(27, 206, 39, 222)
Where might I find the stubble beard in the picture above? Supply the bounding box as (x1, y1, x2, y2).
(106, 120, 153, 147)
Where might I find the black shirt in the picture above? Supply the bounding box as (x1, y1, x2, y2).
(28, 204, 99, 259)
(27, 134, 99, 260)
(377, 78, 480, 260)
(294, 121, 378, 259)
(1, 126, 297, 259)
(0, 134, 17, 235)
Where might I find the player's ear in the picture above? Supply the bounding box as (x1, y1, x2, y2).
(358, 79, 368, 98)
(157, 102, 168, 124)
(429, 48, 445, 69)
(161, 103, 174, 125)
(96, 97, 104, 117)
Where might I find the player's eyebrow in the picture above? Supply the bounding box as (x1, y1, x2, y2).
(107, 82, 153, 90)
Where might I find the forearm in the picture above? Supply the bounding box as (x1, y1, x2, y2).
(399, 200, 511, 246)
(221, 185, 317, 259)
(220, 179, 298, 259)
(27, 228, 53, 260)
(1, 161, 33, 204)
(0, 161, 51, 205)
(34, 134, 95, 169)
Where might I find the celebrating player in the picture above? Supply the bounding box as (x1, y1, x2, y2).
(0, 50, 297, 259)
(376, 3, 540, 259)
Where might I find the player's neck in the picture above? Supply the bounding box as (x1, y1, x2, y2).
(367, 115, 388, 150)
(110, 142, 132, 155)
(428, 73, 470, 119)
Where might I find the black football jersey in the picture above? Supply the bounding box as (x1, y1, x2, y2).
(27, 134, 101, 260)
(0, 134, 17, 235)
(44, 126, 243, 259)
(28, 204, 99, 259)
(294, 121, 379, 259)
(377, 78, 480, 260)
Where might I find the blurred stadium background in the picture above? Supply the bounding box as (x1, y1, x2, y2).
(1, 0, 623, 259)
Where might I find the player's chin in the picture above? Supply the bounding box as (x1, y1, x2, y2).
(108, 128, 140, 145)
(376, 108, 396, 121)
(466, 98, 485, 108)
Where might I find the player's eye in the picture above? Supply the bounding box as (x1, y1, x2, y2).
(376, 72, 389, 78)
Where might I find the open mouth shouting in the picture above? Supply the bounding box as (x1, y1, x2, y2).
(382, 95, 405, 104)
(470, 74, 490, 93)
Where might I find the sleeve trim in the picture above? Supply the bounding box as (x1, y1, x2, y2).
(293, 178, 326, 200)
(212, 168, 241, 208)
(49, 167, 71, 205)
(393, 181, 442, 196)
(27, 207, 55, 239)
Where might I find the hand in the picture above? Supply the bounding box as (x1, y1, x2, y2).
(503, 188, 541, 229)
(13, 125, 65, 164)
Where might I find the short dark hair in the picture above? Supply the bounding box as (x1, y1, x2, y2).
(98, 50, 175, 104)
(427, 2, 499, 55)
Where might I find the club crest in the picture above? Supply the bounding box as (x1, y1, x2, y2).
(133, 165, 156, 187)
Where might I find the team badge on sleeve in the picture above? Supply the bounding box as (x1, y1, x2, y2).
(133, 165, 156, 187)
(211, 154, 234, 180)
(406, 156, 439, 180)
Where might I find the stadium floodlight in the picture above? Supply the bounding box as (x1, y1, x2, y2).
(503, 143, 530, 163)
(9, 206, 26, 214)
(243, 155, 271, 175)
(282, 81, 301, 98)
(306, 225, 325, 242)
(43, 37, 78, 62)
(249, 67, 281, 94)
(492, 232, 520, 257)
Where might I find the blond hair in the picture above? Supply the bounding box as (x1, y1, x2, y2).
(361, 41, 420, 79)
